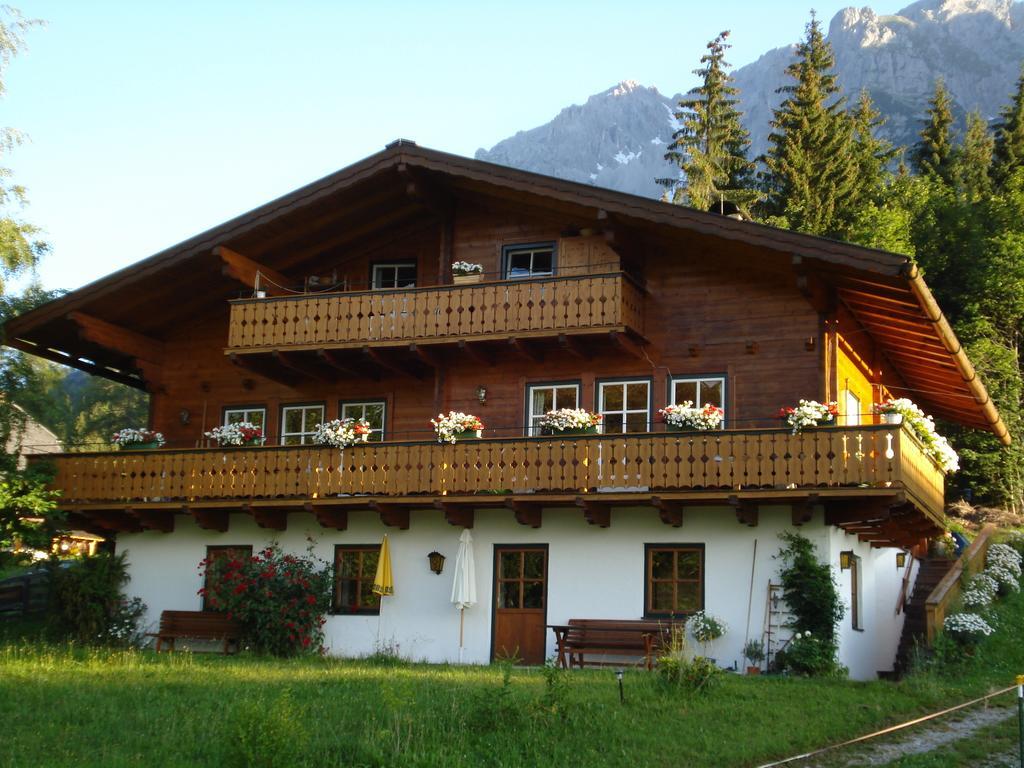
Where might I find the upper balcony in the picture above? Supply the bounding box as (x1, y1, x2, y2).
(38, 424, 944, 544)
(226, 272, 644, 356)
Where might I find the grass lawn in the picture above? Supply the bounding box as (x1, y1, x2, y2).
(2, 591, 1023, 768)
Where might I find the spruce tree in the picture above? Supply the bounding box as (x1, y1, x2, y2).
(993, 64, 1024, 187)
(953, 111, 995, 200)
(659, 31, 756, 212)
(761, 14, 858, 236)
(850, 89, 897, 203)
(911, 78, 955, 183)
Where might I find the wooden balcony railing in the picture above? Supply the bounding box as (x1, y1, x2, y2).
(226, 272, 644, 351)
(41, 425, 943, 519)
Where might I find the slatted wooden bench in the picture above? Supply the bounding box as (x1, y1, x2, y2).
(147, 610, 242, 654)
(548, 619, 682, 670)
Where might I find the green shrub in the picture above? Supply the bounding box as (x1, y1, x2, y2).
(47, 552, 147, 646)
(200, 543, 332, 656)
(656, 625, 721, 693)
(773, 631, 845, 677)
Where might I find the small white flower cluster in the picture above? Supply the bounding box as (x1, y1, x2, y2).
(873, 398, 958, 473)
(204, 422, 263, 447)
(962, 572, 999, 609)
(687, 610, 727, 643)
(451, 261, 483, 276)
(987, 543, 1022, 576)
(538, 408, 603, 433)
(986, 564, 1021, 594)
(792, 630, 813, 641)
(312, 418, 371, 448)
(431, 412, 484, 444)
(780, 400, 838, 433)
(659, 401, 724, 431)
(111, 428, 166, 447)
(943, 612, 994, 639)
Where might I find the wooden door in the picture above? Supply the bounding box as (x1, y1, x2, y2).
(492, 546, 548, 664)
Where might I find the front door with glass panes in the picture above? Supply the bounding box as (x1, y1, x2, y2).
(280, 404, 324, 445)
(492, 546, 547, 664)
(339, 401, 386, 441)
(527, 383, 579, 435)
(598, 380, 650, 433)
(669, 377, 725, 422)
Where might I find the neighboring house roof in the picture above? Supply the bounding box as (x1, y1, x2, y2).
(5, 403, 62, 468)
(1, 141, 1009, 443)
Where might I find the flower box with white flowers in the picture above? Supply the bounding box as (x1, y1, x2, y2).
(204, 422, 264, 447)
(778, 400, 838, 433)
(431, 412, 484, 444)
(659, 402, 724, 432)
(312, 418, 371, 448)
(112, 428, 166, 451)
(538, 408, 603, 436)
(451, 261, 484, 285)
(872, 397, 959, 473)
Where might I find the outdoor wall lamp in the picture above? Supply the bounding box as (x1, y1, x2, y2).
(476, 385, 487, 404)
(896, 551, 907, 569)
(428, 551, 446, 575)
(839, 550, 854, 570)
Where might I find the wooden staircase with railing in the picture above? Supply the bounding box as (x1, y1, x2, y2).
(893, 557, 956, 675)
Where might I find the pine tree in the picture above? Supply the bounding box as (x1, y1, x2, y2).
(659, 31, 756, 212)
(953, 111, 995, 200)
(993, 64, 1024, 187)
(911, 78, 955, 183)
(761, 14, 858, 236)
(850, 89, 897, 203)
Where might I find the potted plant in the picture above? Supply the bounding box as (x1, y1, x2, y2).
(778, 400, 838, 433)
(742, 639, 765, 675)
(538, 408, 603, 436)
(871, 397, 958, 473)
(431, 412, 484, 444)
(112, 428, 166, 451)
(659, 401, 724, 432)
(451, 261, 484, 285)
(873, 399, 906, 425)
(204, 422, 264, 447)
(687, 610, 727, 660)
(312, 418, 371, 448)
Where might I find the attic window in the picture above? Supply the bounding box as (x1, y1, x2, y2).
(503, 243, 555, 280)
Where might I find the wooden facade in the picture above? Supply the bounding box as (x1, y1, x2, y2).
(6, 142, 1010, 549)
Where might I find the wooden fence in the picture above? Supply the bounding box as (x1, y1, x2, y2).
(925, 524, 996, 643)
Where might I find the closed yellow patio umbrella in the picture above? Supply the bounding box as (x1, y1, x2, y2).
(372, 534, 393, 597)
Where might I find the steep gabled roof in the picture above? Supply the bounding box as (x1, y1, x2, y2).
(2, 141, 1009, 443)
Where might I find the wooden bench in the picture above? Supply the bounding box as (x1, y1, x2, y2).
(548, 619, 683, 670)
(147, 610, 242, 654)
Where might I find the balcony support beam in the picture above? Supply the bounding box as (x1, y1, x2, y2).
(245, 505, 287, 531)
(68, 311, 165, 365)
(229, 352, 298, 388)
(558, 334, 589, 360)
(410, 343, 441, 368)
(458, 339, 493, 367)
(651, 496, 683, 527)
(608, 331, 644, 360)
(791, 495, 817, 527)
(305, 503, 349, 531)
(372, 502, 410, 530)
(435, 500, 474, 529)
(508, 337, 542, 364)
(216, 245, 291, 296)
(363, 346, 422, 380)
(316, 349, 362, 379)
(577, 497, 611, 528)
(189, 507, 229, 533)
(730, 496, 759, 527)
(89, 509, 143, 533)
(272, 351, 330, 382)
(128, 508, 175, 533)
(505, 499, 542, 528)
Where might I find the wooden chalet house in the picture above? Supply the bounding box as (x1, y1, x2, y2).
(5, 141, 1009, 676)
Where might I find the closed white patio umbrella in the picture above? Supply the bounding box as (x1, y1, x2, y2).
(450, 528, 476, 663)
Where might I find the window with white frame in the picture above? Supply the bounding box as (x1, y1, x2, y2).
(280, 404, 324, 445)
(340, 400, 386, 442)
(224, 407, 266, 429)
(371, 262, 417, 289)
(504, 244, 554, 280)
(670, 376, 725, 419)
(527, 383, 580, 435)
(598, 380, 650, 434)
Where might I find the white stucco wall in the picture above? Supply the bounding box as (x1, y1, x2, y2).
(117, 503, 909, 679)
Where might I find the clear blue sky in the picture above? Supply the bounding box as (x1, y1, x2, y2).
(6, 1, 906, 291)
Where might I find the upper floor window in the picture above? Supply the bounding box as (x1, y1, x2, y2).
(281, 404, 324, 445)
(598, 379, 650, 434)
(527, 383, 580, 435)
(223, 406, 266, 429)
(504, 243, 555, 280)
(340, 400, 386, 442)
(371, 262, 417, 290)
(670, 376, 725, 421)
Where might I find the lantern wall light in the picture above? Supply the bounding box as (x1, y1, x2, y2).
(896, 551, 907, 569)
(428, 551, 446, 575)
(839, 550, 854, 570)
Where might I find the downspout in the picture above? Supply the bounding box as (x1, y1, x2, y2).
(902, 263, 1011, 446)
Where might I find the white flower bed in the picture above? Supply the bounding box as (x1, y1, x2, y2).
(985, 563, 1021, 594)
(779, 400, 838, 433)
(943, 612, 994, 641)
(312, 418, 371, 448)
(659, 401, 724, 431)
(538, 408, 603, 434)
(451, 261, 483, 276)
(204, 422, 263, 447)
(987, 543, 1022, 577)
(431, 412, 484, 444)
(872, 398, 959, 473)
(112, 428, 165, 448)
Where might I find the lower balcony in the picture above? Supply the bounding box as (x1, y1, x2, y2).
(39, 425, 944, 544)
